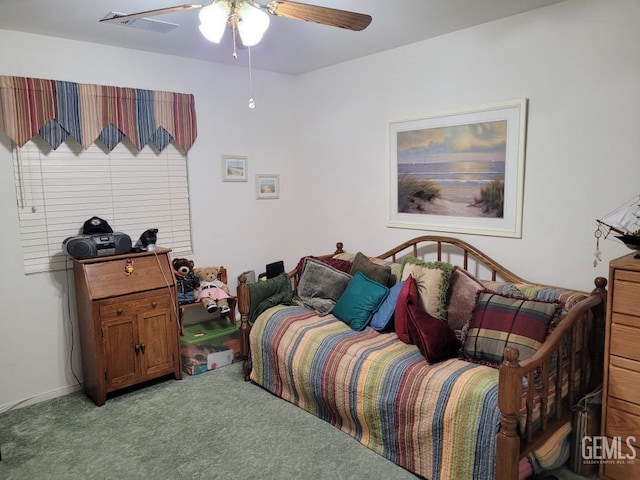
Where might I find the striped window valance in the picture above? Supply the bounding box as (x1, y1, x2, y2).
(0, 75, 197, 152)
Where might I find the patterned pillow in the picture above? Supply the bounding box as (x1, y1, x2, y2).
(350, 252, 391, 286)
(296, 255, 352, 276)
(463, 291, 562, 364)
(446, 267, 485, 331)
(400, 258, 453, 320)
(297, 258, 352, 316)
(481, 281, 588, 312)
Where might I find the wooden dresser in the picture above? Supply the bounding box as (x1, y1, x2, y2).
(72, 248, 182, 406)
(601, 253, 640, 479)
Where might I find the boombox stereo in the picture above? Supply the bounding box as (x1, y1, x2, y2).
(63, 233, 132, 260)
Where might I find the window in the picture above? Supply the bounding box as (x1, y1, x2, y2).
(13, 137, 192, 274)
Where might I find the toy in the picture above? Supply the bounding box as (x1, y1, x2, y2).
(125, 258, 135, 276)
(172, 258, 200, 305)
(193, 266, 231, 315)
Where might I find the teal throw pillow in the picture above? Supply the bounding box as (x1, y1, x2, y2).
(333, 272, 390, 330)
(370, 280, 405, 331)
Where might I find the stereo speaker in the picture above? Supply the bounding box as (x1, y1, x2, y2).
(63, 233, 132, 260)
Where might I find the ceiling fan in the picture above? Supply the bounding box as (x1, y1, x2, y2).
(101, 1, 371, 109)
(100, 1, 372, 49)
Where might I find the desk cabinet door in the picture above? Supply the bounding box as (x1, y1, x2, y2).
(103, 315, 139, 389)
(101, 294, 175, 390)
(137, 298, 176, 376)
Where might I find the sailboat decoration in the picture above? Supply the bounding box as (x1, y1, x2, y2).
(596, 194, 640, 260)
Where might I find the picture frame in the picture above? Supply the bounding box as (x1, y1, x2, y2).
(221, 155, 248, 182)
(388, 98, 527, 238)
(255, 174, 279, 200)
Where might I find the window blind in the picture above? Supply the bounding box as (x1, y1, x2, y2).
(13, 137, 192, 274)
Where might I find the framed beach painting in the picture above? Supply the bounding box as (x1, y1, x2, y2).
(222, 155, 248, 182)
(256, 174, 279, 199)
(388, 98, 527, 238)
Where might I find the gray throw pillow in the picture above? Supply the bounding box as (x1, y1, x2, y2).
(297, 258, 352, 316)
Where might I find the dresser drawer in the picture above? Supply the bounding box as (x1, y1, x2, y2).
(608, 364, 640, 404)
(610, 323, 640, 362)
(612, 312, 640, 328)
(603, 448, 640, 479)
(615, 269, 640, 284)
(99, 295, 171, 320)
(612, 275, 640, 316)
(84, 255, 174, 299)
(605, 400, 640, 447)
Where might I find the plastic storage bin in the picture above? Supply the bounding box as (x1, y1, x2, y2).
(180, 319, 241, 375)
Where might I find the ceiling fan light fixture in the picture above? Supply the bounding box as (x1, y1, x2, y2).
(198, 1, 231, 43)
(99, 1, 371, 109)
(237, 3, 270, 47)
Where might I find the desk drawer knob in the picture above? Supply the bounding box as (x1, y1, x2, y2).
(151, 302, 158, 309)
(117, 309, 123, 316)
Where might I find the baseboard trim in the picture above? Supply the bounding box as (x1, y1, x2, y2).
(0, 383, 82, 414)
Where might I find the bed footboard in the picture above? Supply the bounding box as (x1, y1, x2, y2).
(496, 277, 607, 480)
(237, 273, 252, 381)
(371, 236, 608, 479)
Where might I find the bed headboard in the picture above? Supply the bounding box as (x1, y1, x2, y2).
(374, 235, 524, 283)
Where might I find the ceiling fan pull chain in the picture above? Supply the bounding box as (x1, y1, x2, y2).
(231, 20, 238, 59)
(248, 46, 255, 109)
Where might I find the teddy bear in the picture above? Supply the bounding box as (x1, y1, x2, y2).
(172, 258, 200, 305)
(193, 266, 231, 315)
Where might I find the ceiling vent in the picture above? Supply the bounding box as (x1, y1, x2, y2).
(101, 12, 178, 33)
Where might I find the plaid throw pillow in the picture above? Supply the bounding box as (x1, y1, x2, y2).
(463, 291, 561, 364)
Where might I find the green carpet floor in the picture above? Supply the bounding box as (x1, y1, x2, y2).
(0, 362, 596, 480)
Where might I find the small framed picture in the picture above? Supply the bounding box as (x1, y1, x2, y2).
(221, 155, 248, 182)
(255, 174, 279, 200)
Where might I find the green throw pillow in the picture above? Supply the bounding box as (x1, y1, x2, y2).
(349, 252, 391, 286)
(332, 272, 390, 330)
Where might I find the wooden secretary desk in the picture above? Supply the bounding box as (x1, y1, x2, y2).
(72, 248, 182, 406)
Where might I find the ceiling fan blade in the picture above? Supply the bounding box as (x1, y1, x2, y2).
(266, 1, 372, 31)
(100, 4, 206, 24)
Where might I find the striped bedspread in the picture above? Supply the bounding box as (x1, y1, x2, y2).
(250, 305, 501, 480)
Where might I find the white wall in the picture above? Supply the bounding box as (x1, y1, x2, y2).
(1, 0, 639, 410)
(293, 0, 640, 290)
(0, 30, 299, 410)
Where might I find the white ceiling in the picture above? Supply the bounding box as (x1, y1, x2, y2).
(0, 0, 567, 75)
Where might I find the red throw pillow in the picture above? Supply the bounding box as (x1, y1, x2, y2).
(394, 274, 418, 343)
(406, 303, 461, 364)
(296, 255, 352, 276)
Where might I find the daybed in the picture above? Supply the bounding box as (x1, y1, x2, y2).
(236, 236, 607, 480)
